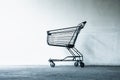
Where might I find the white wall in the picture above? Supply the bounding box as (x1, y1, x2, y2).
(0, 0, 120, 65)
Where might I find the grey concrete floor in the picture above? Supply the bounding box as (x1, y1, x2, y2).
(0, 65, 120, 80)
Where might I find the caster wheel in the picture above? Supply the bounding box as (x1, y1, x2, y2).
(50, 62, 55, 67)
(74, 61, 79, 67)
(80, 62, 85, 68)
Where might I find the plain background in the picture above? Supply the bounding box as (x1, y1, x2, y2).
(0, 0, 120, 65)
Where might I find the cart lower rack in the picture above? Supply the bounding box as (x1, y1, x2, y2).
(47, 21, 87, 68)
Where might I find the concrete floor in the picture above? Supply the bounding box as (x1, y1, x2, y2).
(0, 65, 120, 80)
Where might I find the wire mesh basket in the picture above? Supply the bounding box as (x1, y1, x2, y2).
(47, 21, 86, 48)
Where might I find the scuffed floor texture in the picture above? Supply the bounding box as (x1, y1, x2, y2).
(0, 65, 120, 80)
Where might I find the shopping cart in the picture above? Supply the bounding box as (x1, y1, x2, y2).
(47, 21, 87, 68)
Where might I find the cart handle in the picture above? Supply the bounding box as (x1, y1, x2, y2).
(77, 21, 87, 29)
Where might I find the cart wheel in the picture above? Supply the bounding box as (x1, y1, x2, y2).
(80, 62, 85, 68)
(50, 62, 55, 67)
(74, 61, 79, 67)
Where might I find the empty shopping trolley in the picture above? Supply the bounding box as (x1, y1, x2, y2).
(47, 21, 87, 68)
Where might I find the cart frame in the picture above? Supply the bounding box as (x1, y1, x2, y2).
(47, 21, 87, 67)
